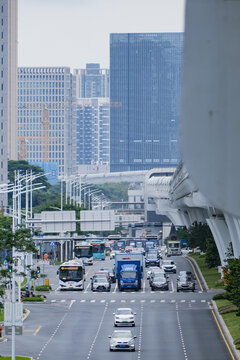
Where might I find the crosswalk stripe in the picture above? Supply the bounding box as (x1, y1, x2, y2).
(171, 300, 176, 303)
(130, 300, 135, 303)
(100, 300, 106, 303)
(121, 300, 126, 303)
(191, 300, 196, 303)
(150, 300, 155, 303)
(90, 300, 95, 303)
(60, 300, 65, 303)
(80, 300, 86, 303)
(110, 300, 116, 303)
(181, 300, 185, 303)
(141, 300, 146, 303)
(51, 300, 56, 303)
(160, 300, 165, 303)
(201, 300, 206, 303)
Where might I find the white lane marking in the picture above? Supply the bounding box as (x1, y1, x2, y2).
(68, 300, 76, 309)
(113, 282, 118, 293)
(110, 299, 116, 303)
(176, 310, 189, 360)
(84, 283, 90, 294)
(201, 300, 206, 303)
(138, 304, 144, 359)
(100, 300, 106, 303)
(181, 300, 185, 303)
(160, 299, 165, 303)
(51, 300, 56, 303)
(141, 280, 146, 293)
(141, 300, 146, 303)
(80, 300, 86, 303)
(199, 291, 202, 294)
(90, 300, 96, 303)
(130, 300, 135, 303)
(60, 299, 65, 303)
(150, 300, 155, 303)
(87, 302, 109, 359)
(121, 300, 126, 303)
(170, 280, 174, 293)
(191, 300, 196, 303)
(171, 300, 176, 303)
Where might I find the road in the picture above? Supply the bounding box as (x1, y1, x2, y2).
(0, 255, 233, 360)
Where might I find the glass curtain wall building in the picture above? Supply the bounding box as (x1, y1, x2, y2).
(17, 67, 76, 177)
(74, 63, 109, 98)
(76, 98, 110, 167)
(110, 33, 184, 172)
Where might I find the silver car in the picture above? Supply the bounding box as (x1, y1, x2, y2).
(109, 330, 136, 351)
(113, 308, 136, 327)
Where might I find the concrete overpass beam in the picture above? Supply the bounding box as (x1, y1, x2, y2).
(207, 218, 231, 265)
(224, 213, 240, 258)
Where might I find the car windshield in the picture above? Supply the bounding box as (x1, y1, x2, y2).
(153, 275, 166, 281)
(94, 278, 107, 283)
(112, 331, 132, 339)
(116, 309, 132, 315)
(147, 254, 157, 259)
(179, 275, 192, 282)
(163, 260, 175, 265)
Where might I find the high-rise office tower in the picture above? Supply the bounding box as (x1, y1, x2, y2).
(0, 0, 18, 207)
(76, 98, 110, 168)
(17, 67, 76, 178)
(110, 33, 184, 172)
(74, 63, 109, 98)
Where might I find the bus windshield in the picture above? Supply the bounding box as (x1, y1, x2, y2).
(59, 266, 83, 281)
(75, 246, 92, 258)
(92, 244, 105, 253)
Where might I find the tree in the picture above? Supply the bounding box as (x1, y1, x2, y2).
(205, 237, 221, 268)
(226, 258, 240, 316)
(0, 214, 36, 297)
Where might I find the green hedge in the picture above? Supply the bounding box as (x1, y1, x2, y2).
(22, 295, 45, 302)
(21, 285, 51, 291)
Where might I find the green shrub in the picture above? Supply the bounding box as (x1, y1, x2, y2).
(219, 304, 238, 314)
(212, 292, 230, 300)
(22, 295, 45, 302)
(234, 338, 240, 345)
(36, 285, 51, 291)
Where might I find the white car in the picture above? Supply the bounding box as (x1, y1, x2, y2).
(161, 260, 177, 273)
(114, 308, 136, 327)
(109, 330, 136, 351)
(147, 267, 164, 279)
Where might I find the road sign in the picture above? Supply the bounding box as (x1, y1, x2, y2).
(4, 302, 23, 326)
(49, 241, 56, 247)
(80, 210, 115, 231)
(5, 326, 23, 335)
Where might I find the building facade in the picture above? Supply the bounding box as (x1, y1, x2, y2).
(76, 97, 110, 167)
(110, 33, 184, 172)
(17, 67, 76, 177)
(74, 63, 109, 98)
(0, 0, 18, 207)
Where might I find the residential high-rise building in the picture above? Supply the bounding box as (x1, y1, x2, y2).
(17, 67, 76, 178)
(110, 33, 184, 172)
(76, 97, 110, 168)
(0, 0, 18, 207)
(74, 63, 109, 98)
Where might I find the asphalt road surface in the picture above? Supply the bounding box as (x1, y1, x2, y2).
(0, 254, 234, 360)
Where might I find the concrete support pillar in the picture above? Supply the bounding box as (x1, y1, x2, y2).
(207, 218, 231, 265)
(65, 240, 68, 261)
(224, 213, 240, 258)
(60, 241, 63, 263)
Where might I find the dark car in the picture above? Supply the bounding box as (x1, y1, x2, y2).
(177, 273, 195, 292)
(150, 273, 169, 291)
(98, 267, 116, 283)
(145, 254, 160, 267)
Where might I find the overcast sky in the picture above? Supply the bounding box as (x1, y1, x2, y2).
(18, 0, 186, 70)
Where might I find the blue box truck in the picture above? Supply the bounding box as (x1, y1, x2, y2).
(115, 253, 143, 291)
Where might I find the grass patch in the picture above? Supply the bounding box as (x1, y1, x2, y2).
(189, 253, 224, 289)
(0, 308, 3, 321)
(54, 261, 62, 265)
(215, 301, 240, 345)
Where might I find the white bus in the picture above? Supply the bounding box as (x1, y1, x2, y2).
(58, 260, 85, 290)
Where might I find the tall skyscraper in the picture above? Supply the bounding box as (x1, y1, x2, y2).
(17, 67, 76, 178)
(0, 0, 18, 207)
(74, 63, 109, 98)
(76, 98, 110, 168)
(110, 33, 184, 172)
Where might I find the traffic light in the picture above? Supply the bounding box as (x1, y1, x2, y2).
(37, 266, 40, 274)
(8, 265, 12, 273)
